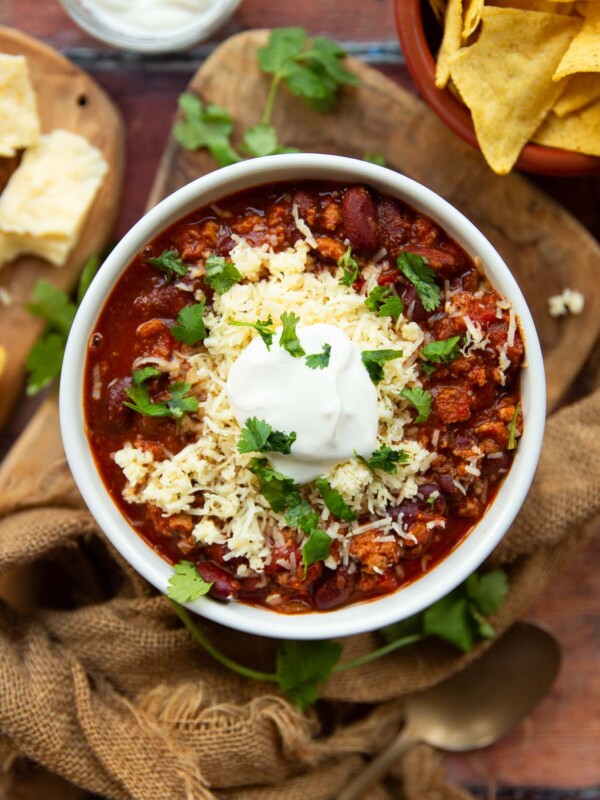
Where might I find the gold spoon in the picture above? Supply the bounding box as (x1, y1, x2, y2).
(338, 621, 561, 800)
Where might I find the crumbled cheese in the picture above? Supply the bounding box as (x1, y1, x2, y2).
(0, 287, 12, 306)
(497, 344, 510, 387)
(114, 239, 434, 572)
(292, 202, 317, 249)
(507, 309, 516, 347)
(462, 315, 491, 355)
(548, 288, 585, 317)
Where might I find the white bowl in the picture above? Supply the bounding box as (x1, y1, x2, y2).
(59, 0, 241, 54)
(60, 154, 546, 640)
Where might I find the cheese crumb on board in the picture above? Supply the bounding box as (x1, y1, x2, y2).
(0, 130, 108, 268)
(548, 288, 585, 317)
(0, 55, 40, 157)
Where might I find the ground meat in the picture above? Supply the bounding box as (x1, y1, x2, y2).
(433, 386, 472, 423)
(349, 531, 401, 574)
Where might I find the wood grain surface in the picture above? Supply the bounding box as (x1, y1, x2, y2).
(0, 26, 124, 427)
(151, 29, 600, 413)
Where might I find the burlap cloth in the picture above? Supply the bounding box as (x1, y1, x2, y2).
(0, 386, 599, 800)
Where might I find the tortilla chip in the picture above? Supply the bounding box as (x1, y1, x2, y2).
(428, 0, 448, 23)
(435, 0, 463, 89)
(463, 0, 484, 39)
(490, 0, 576, 12)
(554, 3, 600, 78)
(553, 72, 600, 115)
(533, 98, 600, 154)
(448, 7, 581, 174)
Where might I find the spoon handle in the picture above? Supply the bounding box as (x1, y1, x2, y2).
(337, 725, 419, 800)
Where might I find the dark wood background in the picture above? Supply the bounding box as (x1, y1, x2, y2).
(1, 1, 599, 797)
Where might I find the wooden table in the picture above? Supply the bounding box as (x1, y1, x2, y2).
(1, 2, 599, 798)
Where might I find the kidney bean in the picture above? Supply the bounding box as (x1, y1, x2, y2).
(341, 186, 379, 254)
(196, 562, 241, 600)
(481, 451, 511, 480)
(313, 567, 356, 610)
(292, 189, 317, 226)
(377, 198, 412, 256)
(438, 473, 465, 498)
(102, 377, 134, 433)
(400, 245, 464, 278)
(401, 284, 427, 322)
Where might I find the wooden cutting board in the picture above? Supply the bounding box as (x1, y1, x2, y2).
(0, 27, 124, 427)
(150, 30, 600, 413)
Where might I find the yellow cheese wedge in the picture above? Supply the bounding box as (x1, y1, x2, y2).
(0, 130, 108, 268)
(0, 54, 40, 157)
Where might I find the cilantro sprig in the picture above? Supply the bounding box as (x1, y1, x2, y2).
(258, 28, 359, 123)
(315, 478, 356, 521)
(305, 343, 331, 370)
(174, 93, 242, 168)
(25, 254, 99, 395)
(247, 457, 301, 513)
(508, 402, 521, 450)
(356, 445, 409, 475)
(145, 249, 189, 282)
(361, 349, 403, 384)
(280, 311, 306, 358)
(397, 252, 441, 312)
(167, 567, 509, 711)
(338, 246, 359, 287)
(400, 386, 432, 423)
(123, 368, 199, 419)
(171, 300, 207, 345)
(421, 336, 462, 365)
(238, 417, 297, 455)
(204, 254, 242, 295)
(365, 286, 404, 322)
(231, 316, 276, 349)
(167, 561, 213, 603)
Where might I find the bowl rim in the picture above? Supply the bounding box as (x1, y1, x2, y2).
(60, 153, 546, 640)
(58, 0, 241, 53)
(394, 0, 600, 177)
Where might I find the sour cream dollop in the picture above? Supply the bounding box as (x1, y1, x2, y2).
(226, 323, 379, 484)
(80, 0, 213, 37)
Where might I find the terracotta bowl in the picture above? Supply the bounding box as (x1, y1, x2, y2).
(395, 0, 600, 176)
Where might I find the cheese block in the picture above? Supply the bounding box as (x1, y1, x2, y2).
(0, 54, 40, 157)
(0, 129, 108, 268)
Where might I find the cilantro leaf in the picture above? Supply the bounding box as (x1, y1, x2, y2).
(421, 336, 461, 364)
(285, 501, 319, 534)
(361, 349, 403, 384)
(276, 639, 342, 711)
(338, 246, 359, 287)
(279, 311, 305, 358)
(145, 249, 188, 282)
(396, 252, 441, 312)
(26, 280, 77, 337)
(420, 360, 437, 376)
(204, 254, 242, 295)
(231, 316, 276, 349)
(356, 445, 409, 475)
(171, 301, 207, 345)
(466, 569, 508, 616)
(25, 333, 65, 396)
(237, 418, 297, 455)
(167, 561, 213, 603)
(248, 457, 300, 512)
(173, 92, 242, 167)
(400, 386, 432, 423)
(123, 369, 198, 419)
(315, 478, 356, 521)
(365, 286, 403, 322)
(241, 123, 300, 158)
(305, 343, 331, 370)
(258, 27, 307, 73)
(508, 402, 521, 451)
(363, 151, 387, 166)
(77, 253, 100, 304)
(302, 529, 332, 571)
(423, 592, 474, 652)
(167, 382, 200, 419)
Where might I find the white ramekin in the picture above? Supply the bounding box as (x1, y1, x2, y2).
(59, 0, 241, 54)
(60, 154, 546, 640)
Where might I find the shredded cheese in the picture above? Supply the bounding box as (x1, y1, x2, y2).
(548, 288, 585, 317)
